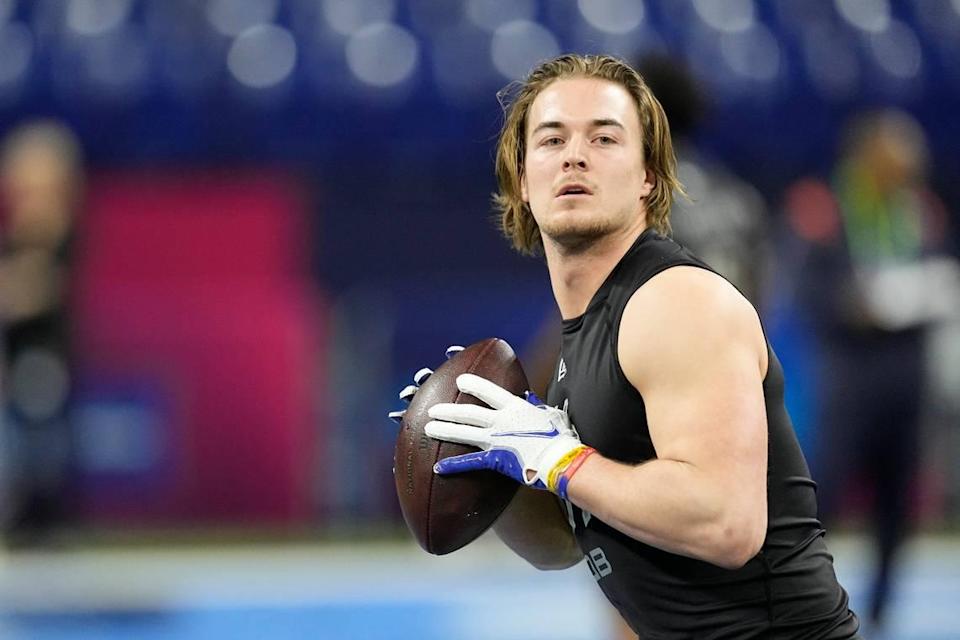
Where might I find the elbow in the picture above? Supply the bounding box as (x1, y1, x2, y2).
(705, 515, 766, 570)
(525, 547, 584, 571)
(715, 537, 763, 571)
(528, 557, 582, 571)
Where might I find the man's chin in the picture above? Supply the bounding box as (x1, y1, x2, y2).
(541, 221, 612, 251)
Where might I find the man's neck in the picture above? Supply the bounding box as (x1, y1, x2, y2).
(544, 219, 648, 320)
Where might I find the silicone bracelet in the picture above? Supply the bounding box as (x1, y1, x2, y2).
(551, 446, 597, 499)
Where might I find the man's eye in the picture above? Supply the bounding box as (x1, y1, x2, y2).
(543, 137, 563, 146)
(596, 135, 616, 144)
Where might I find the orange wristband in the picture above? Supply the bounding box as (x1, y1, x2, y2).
(552, 446, 596, 499)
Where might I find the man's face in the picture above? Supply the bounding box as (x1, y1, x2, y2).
(521, 77, 653, 250)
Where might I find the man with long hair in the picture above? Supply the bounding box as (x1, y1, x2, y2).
(397, 54, 860, 638)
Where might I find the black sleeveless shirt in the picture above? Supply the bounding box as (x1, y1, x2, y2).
(546, 230, 860, 639)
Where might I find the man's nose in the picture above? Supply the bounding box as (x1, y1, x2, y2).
(563, 139, 587, 171)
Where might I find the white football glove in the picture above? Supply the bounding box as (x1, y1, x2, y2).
(425, 373, 595, 498)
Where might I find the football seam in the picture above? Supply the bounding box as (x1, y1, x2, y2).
(425, 338, 502, 553)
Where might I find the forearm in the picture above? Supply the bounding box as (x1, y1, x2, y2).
(493, 485, 582, 570)
(566, 454, 766, 569)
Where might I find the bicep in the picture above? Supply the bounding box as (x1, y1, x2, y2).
(618, 268, 768, 485)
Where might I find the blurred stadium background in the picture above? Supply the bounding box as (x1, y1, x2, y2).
(0, 0, 958, 638)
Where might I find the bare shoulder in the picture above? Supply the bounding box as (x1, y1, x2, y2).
(617, 266, 767, 391)
(626, 265, 757, 323)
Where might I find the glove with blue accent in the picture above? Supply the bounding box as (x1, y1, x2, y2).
(388, 345, 464, 424)
(424, 373, 596, 499)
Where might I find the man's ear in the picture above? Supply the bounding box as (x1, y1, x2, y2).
(639, 168, 654, 199)
(520, 171, 528, 203)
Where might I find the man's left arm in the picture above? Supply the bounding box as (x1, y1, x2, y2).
(566, 266, 769, 569)
(423, 267, 769, 569)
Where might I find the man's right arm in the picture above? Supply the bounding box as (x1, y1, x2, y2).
(492, 485, 582, 570)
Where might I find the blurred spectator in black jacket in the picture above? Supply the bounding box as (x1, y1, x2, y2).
(0, 120, 82, 544)
(781, 108, 959, 632)
(636, 54, 768, 304)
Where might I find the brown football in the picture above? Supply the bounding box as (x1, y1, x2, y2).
(394, 338, 527, 555)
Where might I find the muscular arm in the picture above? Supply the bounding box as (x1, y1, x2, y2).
(566, 266, 769, 569)
(493, 485, 583, 570)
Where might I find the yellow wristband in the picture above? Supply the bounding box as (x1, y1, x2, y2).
(547, 445, 595, 494)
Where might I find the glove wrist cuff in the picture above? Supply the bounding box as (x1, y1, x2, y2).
(547, 445, 596, 499)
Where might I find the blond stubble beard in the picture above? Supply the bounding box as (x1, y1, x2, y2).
(536, 205, 643, 255)
(540, 219, 614, 254)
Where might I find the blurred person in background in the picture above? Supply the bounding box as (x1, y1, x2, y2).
(0, 120, 82, 544)
(782, 108, 958, 632)
(636, 53, 768, 304)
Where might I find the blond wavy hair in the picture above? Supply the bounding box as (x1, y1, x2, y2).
(494, 54, 682, 255)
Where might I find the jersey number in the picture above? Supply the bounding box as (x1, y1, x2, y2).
(587, 547, 612, 580)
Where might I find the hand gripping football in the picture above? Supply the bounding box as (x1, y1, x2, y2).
(394, 338, 528, 555)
